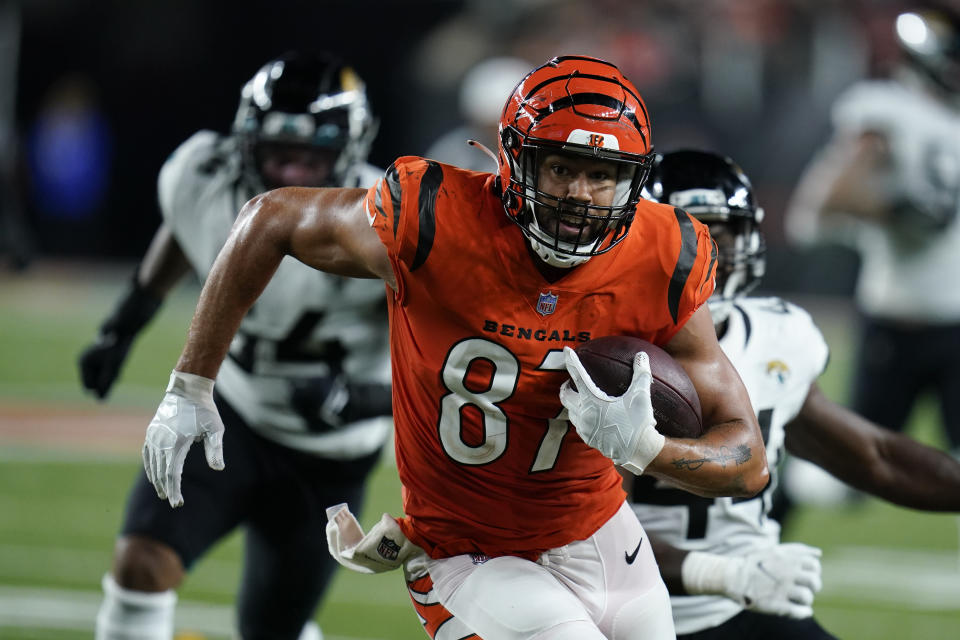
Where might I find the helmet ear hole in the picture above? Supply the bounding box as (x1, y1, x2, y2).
(500, 128, 517, 151)
(503, 189, 518, 210)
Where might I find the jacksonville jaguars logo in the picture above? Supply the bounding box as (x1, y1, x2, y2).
(766, 360, 790, 384)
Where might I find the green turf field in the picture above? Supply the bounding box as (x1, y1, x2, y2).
(1, 263, 958, 639)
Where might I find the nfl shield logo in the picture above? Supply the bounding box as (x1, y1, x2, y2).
(377, 536, 401, 561)
(536, 291, 558, 316)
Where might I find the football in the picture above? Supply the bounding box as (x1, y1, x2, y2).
(573, 336, 704, 438)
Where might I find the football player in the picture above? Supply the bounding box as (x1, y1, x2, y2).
(137, 55, 771, 639)
(633, 149, 960, 639)
(79, 52, 392, 640)
(137, 56, 768, 640)
(787, 6, 960, 459)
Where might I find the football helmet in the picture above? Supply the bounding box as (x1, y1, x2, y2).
(895, 7, 960, 94)
(497, 55, 655, 268)
(643, 150, 765, 324)
(233, 51, 377, 190)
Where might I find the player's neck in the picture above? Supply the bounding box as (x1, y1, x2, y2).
(526, 243, 578, 283)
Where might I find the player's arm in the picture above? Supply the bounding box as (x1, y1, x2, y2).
(785, 383, 960, 511)
(561, 306, 768, 498)
(143, 187, 392, 507)
(645, 305, 769, 498)
(176, 187, 393, 378)
(786, 131, 891, 245)
(648, 535, 822, 619)
(78, 224, 191, 399)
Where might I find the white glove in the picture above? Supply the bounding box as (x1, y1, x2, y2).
(142, 370, 225, 508)
(325, 503, 424, 574)
(558, 346, 664, 474)
(682, 543, 823, 618)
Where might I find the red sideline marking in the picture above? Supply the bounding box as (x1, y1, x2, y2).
(0, 404, 149, 454)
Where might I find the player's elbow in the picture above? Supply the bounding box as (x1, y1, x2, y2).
(738, 456, 770, 498)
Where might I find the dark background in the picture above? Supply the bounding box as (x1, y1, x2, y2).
(0, 0, 926, 293)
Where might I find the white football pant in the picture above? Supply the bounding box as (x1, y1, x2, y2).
(425, 501, 675, 640)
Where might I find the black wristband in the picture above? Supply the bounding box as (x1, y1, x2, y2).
(99, 270, 164, 338)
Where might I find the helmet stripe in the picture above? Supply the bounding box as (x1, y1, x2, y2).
(534, 93, 649, 147)
(520, 72, 650, 133)
(550, 55, 622, 70)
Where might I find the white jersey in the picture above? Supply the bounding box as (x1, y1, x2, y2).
(831, 78, 960, 323)
(630, 297, 829, 634)
(158, 130, 391, 458)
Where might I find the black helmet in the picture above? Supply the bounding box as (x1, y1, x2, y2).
(895, 7, 960, 94)
(643, 150, 765, 320)
(233, 51, 377, 189)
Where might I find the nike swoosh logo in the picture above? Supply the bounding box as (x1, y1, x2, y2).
(625, 538, 644, 565)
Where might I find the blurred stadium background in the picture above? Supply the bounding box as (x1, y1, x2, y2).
(1, 0, 958, 638)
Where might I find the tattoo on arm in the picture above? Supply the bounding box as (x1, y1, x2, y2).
(671, 445, 752, 471)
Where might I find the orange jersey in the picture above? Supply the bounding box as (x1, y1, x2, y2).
(365, 156, 716, 561)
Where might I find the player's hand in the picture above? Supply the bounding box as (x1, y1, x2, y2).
(559, 346, 664, 474)
(291, 376, 393, 432)
(290, 375, 351, 432)
(78, 332, 133, 399)
(726, 543, 823, 618)
(142, 370, 225, 508)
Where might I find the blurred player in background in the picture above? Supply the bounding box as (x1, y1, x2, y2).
(787, 6, 960, 461)
(78, 52, 392, 640)
(137, 55, 770, 640)
(633, 149, 960, 639)
(423, 56, 531, 172)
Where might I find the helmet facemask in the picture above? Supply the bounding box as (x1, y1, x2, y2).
(702, 214, 766, 324)
(497, 56, 655, 268)
(233, 54, 377, 192)
(502, 129, 651, 268)
(642, 149, 766, 326)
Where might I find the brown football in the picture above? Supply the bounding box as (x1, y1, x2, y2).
(574, 335, 703, 438)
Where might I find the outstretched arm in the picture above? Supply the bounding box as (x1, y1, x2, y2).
(139, 223, 193, 296)
(785, 131, 891, 246)
(144, 186, 392, 506)
(176, 186, 393, 379)
(785, 384, 960, 511)
(645, 305, 769, 498)
(649, 536, 822, 619)
(78, 224, 191, 399)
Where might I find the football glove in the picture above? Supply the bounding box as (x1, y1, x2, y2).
(325, 503, 424, 574)
(682, 543, 823, 619)
(559, 346, 664, 474)
(79, 333, 136, 400)
(290, 375, 393, 433)
(79, 275, 162, 399)
(142, 370, 225, 507)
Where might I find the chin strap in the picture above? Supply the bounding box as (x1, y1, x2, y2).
(527, 212, 592, 268)
(467, 139, 499, 167)
(530, 238, 591, 268)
